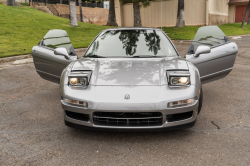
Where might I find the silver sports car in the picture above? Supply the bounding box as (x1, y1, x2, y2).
(31, 26, 238, 131)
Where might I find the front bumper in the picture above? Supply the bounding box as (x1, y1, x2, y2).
(61, 84, 200, 131)
(62, 99, 199, 131)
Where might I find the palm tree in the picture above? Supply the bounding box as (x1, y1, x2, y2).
(176, 0, 185, 27)
(107, 0, 118, 26)
(133, 1, 141, 27)
(7, 0, 14, 6)
(121, 0, 150, 27)
(78, 0, 83, 22)
(69, 0, 78, 26)
(248, 11, 250, 25)
(242, 0, 250, 27)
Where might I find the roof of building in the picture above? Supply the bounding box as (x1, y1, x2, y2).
(229, 0, 249, 4)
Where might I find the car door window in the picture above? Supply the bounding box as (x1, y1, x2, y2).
(41, 29, 76, 55)
(187, 26, 230, 54)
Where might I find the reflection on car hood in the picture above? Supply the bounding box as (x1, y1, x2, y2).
(71, 57, 188, 86)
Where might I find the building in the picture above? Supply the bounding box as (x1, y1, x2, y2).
(104, 1, 109, 9)
(114, 0, 248, 27)
(229, 0, 250, 23)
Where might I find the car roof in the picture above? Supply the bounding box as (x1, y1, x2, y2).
(103, 27, 161, 31)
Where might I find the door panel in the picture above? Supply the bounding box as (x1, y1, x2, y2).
(186, 26, 238, 84)
(235, 5, 249, 23)
(31, 30, 77, 84)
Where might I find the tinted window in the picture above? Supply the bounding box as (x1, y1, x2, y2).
(42, 29, 75, 55)
(85, 30, 178, 57)
(187, 26, 230, 54)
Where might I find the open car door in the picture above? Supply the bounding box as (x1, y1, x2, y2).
(185, 26, 238, 84)
(31, 29, 77, 84)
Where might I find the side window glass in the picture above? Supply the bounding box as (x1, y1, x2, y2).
(42, 29, 76, 55)
(187, 26, 230, 54)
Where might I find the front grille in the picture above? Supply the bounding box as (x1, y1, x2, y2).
(66, 111, 89, 122)
(166, 111, 193, 122)
(93, 112, 163, 127)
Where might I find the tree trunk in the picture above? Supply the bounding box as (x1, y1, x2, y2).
(248, 13, 250, 25)
(69, 0, 78, 26)
(60, 0, 62, 4)
(7, 0, 14, 6)
(106, 0, 118, 26)
(241, 0, 250, 28)
(176, 0, 185, 27)
(133, 1, 142, 27)
(248, 1, 250, 25)
(78, 0, 83, 22)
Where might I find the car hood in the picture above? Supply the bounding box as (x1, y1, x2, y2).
(71, 57, 189, 86)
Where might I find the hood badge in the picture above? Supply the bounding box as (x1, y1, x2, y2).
(124, 94, 130, 100)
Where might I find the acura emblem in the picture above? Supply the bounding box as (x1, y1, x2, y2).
(124, 94, 130, 100)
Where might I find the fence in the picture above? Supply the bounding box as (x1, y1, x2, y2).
(118, 0, 206, 27)
(32, 0, 103, 8)
(76, 2, 103, 8)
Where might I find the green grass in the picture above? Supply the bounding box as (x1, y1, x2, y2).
(163, 23, 250, 40)
(20, 3, 30, 6)
(2, 4, 250, 58)
(0, 5, 114, 58)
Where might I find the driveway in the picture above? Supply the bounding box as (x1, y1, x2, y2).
(0, 37, 250, 165)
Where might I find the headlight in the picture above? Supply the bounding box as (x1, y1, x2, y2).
(68, 71, 92, 87)
(170, 76, 190, 86)
(168, 98, 195, 108)
(64, 98, 88, 107)
(69, 77, 88, 86)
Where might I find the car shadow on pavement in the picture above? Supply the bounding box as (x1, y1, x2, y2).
(66, 127, 194, 142)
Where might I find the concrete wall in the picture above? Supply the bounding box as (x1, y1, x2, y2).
(30, 3, 108, 25)
(115, 0, 232, 27)
(116, 0, 206, 27)
(35, 6, 53, 15)
(208, 0, 229, 25)
(229, 5, 236, 23)
(53, 4, 108, 25)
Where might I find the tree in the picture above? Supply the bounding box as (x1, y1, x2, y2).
(241, 0, 250, 28)
(69, 0, 78, 26)
(7, 0, 14, 6)
(133, 0, 141, 27)
(78, 0, 83, 22)
(121, 0, 150, 27)
(248, 12, 250, 25)
(107, 0, 118, 26)
(176, 0, 185, 27)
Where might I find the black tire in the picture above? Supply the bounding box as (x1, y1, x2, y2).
(198, 86, 203, 114)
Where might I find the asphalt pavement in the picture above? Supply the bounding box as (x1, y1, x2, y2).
(0, 37, 250, 165)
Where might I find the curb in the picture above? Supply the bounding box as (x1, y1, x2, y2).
(0, 48, 88, 63)
(0, 54, 32, 63)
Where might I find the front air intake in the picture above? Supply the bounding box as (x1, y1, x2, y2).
(93, 112, 163, 127)
(66, 111, 90, 122)
(166, 111, 193, 122)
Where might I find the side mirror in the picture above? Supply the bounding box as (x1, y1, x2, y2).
(194, 46, 211, 57)
(54, 48, 70, 59)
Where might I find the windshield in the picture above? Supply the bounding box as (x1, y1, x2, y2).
(84, 30, 178, 57)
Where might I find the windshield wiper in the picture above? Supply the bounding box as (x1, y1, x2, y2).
(85, 55, 106, 58)
(129, 55, 164, 58)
